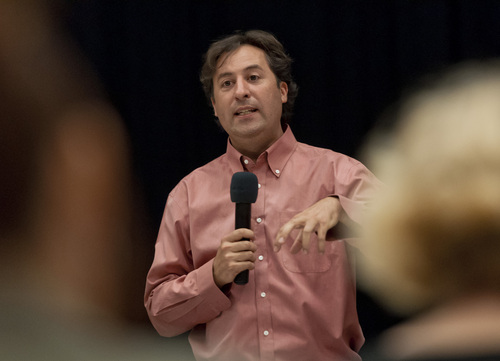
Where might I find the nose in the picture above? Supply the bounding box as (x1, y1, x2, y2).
(234, 79, 250, 99)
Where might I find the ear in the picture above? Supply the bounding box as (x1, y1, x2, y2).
(279, 82, 288, 104)
(211, 97, 218, 117)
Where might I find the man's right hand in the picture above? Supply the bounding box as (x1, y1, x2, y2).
(213, 228, 257, 288)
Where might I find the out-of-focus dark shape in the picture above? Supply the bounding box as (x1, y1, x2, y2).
(0, 0, 193, 359)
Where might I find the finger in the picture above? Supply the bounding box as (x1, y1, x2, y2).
(231, 241, 257, 253)
(300, 222, 317, 253)
(222, 261, 256, 287)
(226, 228, 255, 243)
(273, 235, 288, 253)
(316, 224, 328, 254)
(317, 238, 326, 255)
(274, 218, 304, 252)
(273, 232, 285, 253)
(274, 221, 295, 246)
(290, 229, 304, 254)
(231, 260, 256, 274)
(233, 250, 257, 262)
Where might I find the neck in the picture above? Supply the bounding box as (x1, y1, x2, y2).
(231, 126, 285, 162)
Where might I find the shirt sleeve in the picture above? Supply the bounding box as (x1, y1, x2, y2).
(144, 189, 232, 337)
(333, 157, 383, 225)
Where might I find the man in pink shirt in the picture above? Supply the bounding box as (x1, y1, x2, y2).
(145, 30, 381, 361)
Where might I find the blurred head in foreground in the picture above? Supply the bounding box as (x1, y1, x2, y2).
(360, 61, 500, 314)
(0, 1, 195, 359)
(0, 0, 134, 315)
(359, 61, 500, 359)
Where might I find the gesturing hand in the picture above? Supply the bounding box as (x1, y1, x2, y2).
(273, 196, 344, 254)
(213, 228, 257, 288)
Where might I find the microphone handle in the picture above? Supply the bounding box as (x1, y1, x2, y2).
(234, 202, 251, 285)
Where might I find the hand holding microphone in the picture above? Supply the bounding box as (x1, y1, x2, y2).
(212, 172, 258, 288)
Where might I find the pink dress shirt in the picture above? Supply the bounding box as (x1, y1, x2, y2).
(145, 127, 381, 361)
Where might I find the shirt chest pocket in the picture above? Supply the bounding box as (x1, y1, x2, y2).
(278, 212, 338, 273)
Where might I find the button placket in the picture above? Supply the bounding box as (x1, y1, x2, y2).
(250, 167, 274, 359)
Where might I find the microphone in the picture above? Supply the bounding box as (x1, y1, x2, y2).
(230, 172, 258, 285)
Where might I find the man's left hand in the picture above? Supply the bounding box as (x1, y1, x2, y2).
(273, 196, 344, 254)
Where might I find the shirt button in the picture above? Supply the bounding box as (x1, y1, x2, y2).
(263, 330, 270, 336)
(256, 217, 262, 223)
(258, 183, 261, 189)
(260, 292, 266, 298)
(244, 159, 249, 165)
(275, 169, 280, 174)
(258, 255, 264, 261)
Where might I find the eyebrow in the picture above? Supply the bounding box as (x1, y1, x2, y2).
(216, 64, 264, 82)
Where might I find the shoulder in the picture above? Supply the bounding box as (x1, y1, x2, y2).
(170, 153, 231, 197)
(296, 141, 365, 168)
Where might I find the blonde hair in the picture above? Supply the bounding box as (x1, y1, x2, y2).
(360, 61, 500, 314)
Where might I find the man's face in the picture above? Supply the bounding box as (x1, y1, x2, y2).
(211, 45, 288, 156)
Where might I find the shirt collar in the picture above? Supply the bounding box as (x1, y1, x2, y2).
(225, 125, 298, 177)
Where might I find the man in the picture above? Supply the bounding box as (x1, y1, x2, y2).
(145, 30, 381, 361)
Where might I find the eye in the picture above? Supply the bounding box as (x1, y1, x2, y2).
(221, 80, 233, 88)
(248, 74, 260, 82)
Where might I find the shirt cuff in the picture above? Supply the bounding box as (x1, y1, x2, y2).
(196, 259, 232, 315)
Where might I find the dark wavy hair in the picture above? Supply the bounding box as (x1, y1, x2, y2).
(200, 30, 299, 126)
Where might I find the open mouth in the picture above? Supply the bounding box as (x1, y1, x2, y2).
(235, 108, 257, 116)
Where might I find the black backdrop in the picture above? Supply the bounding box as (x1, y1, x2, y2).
(67, 0, 500, 345)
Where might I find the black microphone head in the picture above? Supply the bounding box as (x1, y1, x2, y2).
(230, 172, 258, 203)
